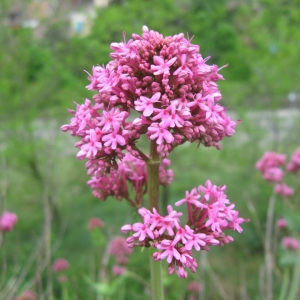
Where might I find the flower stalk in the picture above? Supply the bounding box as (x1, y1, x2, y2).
(148, 140, 164, 300)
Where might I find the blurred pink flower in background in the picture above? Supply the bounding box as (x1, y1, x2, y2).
(14, 290, 37, 300)
(286, 147, 300, 173)
(263, 167, 284, 183)
(274, 183, 294, 197)
(109, 236, 133, 256)
(255, 152, 286, 173)
(52, 258, 70, 272)
(276, 219, 287, 229)
(187, 280, 202, 292)
(88, 217, 105, 230)
(0, 211, 18, 232)
(283, 236, 299, 251)
(112, 265, 127, 276)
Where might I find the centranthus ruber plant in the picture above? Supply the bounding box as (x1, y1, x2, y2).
(61, 26, 248, 299)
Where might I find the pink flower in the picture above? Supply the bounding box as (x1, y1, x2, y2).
(148, 123, 174, 145)
(256, 151, 286, 173)
(150, 56, 177, 75)
(112, 265, 127, 276)
(187, 280, 202, 292)
(122, 181, 247, 278)
(15, 290, 37, 300)
(155, 240, 181, 263)
(0, 211, 18, 232)
(88, 217, 105, 230)
(263, 167, 284, 182)
(287, 147, 300, 173)
(274, 183, 294, 197)
(276, 219, 287, 229)
(175, 188, 202, 207)
(52, 258, 70, 272)
(134, 92, 161, 117)
(109, 236, 133, 256)
(283, 237, 299, 251)
(62, 26, 238, 186)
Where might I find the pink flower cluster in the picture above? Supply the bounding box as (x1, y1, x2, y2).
(282, 236, 299, 251)
(256, 151, 295, 197)
(255, 151, 286, 182)
(276, 218, 287, 229)
(287, 147, 300, 173)
(88, 217, 105, 230)
(0, 211, 18, 232)
(52, 258, 70, 272)
(61, 26, 238, 196)
(121, 180, 248, 278)
(87, 152, 173, 206)
(14, 290, 37, 300)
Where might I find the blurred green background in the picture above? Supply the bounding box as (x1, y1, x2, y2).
(1, 0, 300, 299)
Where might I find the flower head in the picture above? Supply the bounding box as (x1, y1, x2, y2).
(52, 258, 70, 272)
(62, 26, 238, 199)
(287, 147, 300, 173)
(88, 217, 105, 230)
(121, 181, 248, 278)
(276, 219, 287, 229)
(283, 236, 299, 251)
(109, 236, 133, 256)
(274, 183, 294, 197)
(0, 211, 18, 232)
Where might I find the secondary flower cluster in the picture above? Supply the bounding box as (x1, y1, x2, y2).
(121, 180, 248, 278)
(87, 152, 173, 206)
(255, 150, 298, 197)
(61, 26, 238, 188)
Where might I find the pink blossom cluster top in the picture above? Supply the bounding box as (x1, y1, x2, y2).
(0, 211, 18, 232)
(61, 26, 238, 173)
(121, 180, 249, 278)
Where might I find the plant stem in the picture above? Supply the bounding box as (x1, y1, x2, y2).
(148, 141, 160, 211)
(148, 141, 164, 300)
(150, 248, 164, 300)
(264, 195, 275, 300)
(287, 246, 300, 300)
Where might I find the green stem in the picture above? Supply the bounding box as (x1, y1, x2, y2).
(148, 141, 160, 210)
(287, 246, 300, 300)
(148, 141, 164, 300)
(278, 268, 290, 300)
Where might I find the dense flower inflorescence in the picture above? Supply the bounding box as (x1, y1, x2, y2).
(61, 26, 238, 199)
(0, 211, 18, 232)
(121, 180, 248, 278)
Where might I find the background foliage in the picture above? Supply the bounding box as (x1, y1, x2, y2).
(1, 0, 300, 299)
